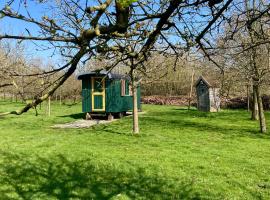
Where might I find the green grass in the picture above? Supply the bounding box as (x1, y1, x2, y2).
(0, 100, 270, 199)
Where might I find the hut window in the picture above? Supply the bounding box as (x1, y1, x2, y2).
(121, 79, 132, 96)
(125, 81, 130, 95)
(93, 78, 104, 92)
(121, 79, 126, 96)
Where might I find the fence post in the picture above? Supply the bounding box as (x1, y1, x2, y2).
(188, 69, 195, 110)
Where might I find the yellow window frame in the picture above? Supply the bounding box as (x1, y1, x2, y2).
(91, 77, 106, 112)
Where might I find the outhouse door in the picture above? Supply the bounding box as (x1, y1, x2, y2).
(91, 77, 105, 112)
(197, 82, 210, 112)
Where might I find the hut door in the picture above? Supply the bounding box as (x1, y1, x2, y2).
(91, 77, 105, 112)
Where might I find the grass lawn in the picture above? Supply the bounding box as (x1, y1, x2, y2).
(0, 100, 270, 199)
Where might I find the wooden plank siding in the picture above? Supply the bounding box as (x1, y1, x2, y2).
(82, 79, 91, 112)
(195, 77, 220, 112)
(196, 83, 210, 112)
(81, 76, 141, 114)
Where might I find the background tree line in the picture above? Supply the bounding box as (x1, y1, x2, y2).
(1, 0, 270, 133)
(1, 40, 270, 106)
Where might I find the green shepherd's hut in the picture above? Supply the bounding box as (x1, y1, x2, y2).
(77, 70, 141, 120)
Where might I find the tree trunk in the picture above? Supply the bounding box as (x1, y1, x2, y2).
(251, 85, 259, 120)
(254, 84, 267, 133)
(132, 82, 139, 134)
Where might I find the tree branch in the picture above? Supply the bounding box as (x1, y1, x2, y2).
(0, 47, 86, 116)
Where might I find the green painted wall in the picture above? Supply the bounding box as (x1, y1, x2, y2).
(82, 79, 91, 112)
(81, 77, 141, 113)
(106, 79, 130, 113)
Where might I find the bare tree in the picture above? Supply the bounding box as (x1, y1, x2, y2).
(201, 0, 270, 133)
(0, 0, 250, 132)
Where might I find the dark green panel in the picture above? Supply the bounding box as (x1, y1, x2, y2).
(94, 95, 103, 109)
(196, 83, 210, 112)
(137, 85, 141, 110)
(106, 79, 141, 113)
(106, 79, 121, 112)
(82, 79, 91, 112)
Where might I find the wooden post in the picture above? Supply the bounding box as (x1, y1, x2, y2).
(247, 84, 250, 112)
(188, 69, 195, 110)
(48, 96, 51, 117)
(108, 113, 114, 121)
(86, 113, 92, 120)
(59, 87, 62, 106)
(132, 84, 139, 134)
(40, 92, 42, 110)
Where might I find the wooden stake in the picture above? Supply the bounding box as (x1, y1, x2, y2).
(132, 85, 139, 134)
(188, 69, 195, 110)
(40, 92, 42, 110)
(48, 96, 51, 117)
(59, 88, 62, 106)
(108, 113, 114, 121)
(247, 84, 250, 112)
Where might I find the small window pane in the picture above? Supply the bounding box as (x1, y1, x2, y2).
(94, 78, 103, 92)
(121, 79, 125, 96)
(125, 81, 129, 95)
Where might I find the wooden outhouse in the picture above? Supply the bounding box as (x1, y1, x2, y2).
(77, 70, 141, 119)
(195, 76, 220, 112)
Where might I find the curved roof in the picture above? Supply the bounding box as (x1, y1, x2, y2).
(77, 70, 130, 80)
(194, 76, 212, 87)
(194, 76, 219, 88)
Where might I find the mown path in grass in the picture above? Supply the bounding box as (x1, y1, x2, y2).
(0, 101, 270, 199)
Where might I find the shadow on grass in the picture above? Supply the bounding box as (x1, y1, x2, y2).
(59, 113, 113, 121)
(59, 112, 133, 122)
(59, 113, 86, 119)
(59, 108, 269, 139)
(143, 109, 270, 140)
(0, 152, 203, 200)
(96, 125, 138, 136)
(172, 108, 197, 111)
(98, 126, 128, 135)
(0, 101, 23, 105)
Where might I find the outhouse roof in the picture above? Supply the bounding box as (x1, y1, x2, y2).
(77, 70, 130, 80)
(194, 76, 219, 88)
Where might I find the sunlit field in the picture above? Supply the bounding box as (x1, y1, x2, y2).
(0, 101, 270, 199)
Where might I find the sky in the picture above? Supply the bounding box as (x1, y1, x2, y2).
(0, 0, 106, 68)
(0, 0, 228, 69)
(0, 0, 71, 66)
